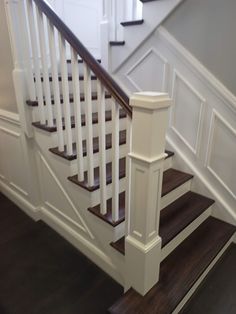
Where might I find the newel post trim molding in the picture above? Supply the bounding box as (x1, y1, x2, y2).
(125, 92, 172, 295)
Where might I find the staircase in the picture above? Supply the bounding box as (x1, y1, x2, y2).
(5, 0, 236, 313)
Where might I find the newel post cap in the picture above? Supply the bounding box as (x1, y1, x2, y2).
(130, 92, 172, 110)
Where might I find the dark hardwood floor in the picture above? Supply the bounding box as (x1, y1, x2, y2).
(181, 243, 236, 314)
(0, 192, 123, 314)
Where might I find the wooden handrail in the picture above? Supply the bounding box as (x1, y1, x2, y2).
(33, 0, 132, 117)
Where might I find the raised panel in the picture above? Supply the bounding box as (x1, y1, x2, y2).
(206, 111, 236, 199)
(171, 71, 205, 155)
(0, 127, 29, 196)
(126, 49, 168, 92)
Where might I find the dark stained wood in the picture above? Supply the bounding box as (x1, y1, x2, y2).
(26, 91, 111, 107)
(140, 0, 160, 2)
(49, 130, 127, 160)
(88, 192, 126, 227)
(68, 158, 126, 192)
(160, 191, 215, 247)
(109, 217, 236, 314)
(162, 168, 193, 197)
(32, 109, 127, 133)
(35, 74, 97, 82)
(33, 0, 132, 117)
(165, 150, 174, 159)
(110, 41, 126, 46)
(67, 58, 101, 64)
(109, 191, 215, 255)
(110, 237, 125, 255)
(0, 192, 123, 314)
(121, 20, 144, 27)
(181, 244, 236, 314)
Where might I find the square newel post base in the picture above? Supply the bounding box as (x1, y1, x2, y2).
(125, 235, 162, 296)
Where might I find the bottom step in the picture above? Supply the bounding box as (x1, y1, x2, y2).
(109, 217, 235, 314)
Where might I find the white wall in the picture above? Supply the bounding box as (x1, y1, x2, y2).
(163, 0, 236, 97)
(0, 2, 17, 113)
(48, 0, 103, 59)
(114, 26, 236, 225)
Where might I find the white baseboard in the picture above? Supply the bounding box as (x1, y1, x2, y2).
(0, 179, 39, 221)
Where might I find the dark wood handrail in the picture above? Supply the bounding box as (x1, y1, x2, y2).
(33, 0, 132, 117)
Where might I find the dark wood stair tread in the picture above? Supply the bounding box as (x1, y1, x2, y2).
(110, 191, 214, 255)
(160, 191, 215, 247)
(162, 168, 193, 197)
(32, 109, 127, 132)
(67, 58, 101, 64)
(110, 236, 125, 255)
(110, 41, 125, 46)
(49, 130, 127, 160)
(26, 91, 111, 107)
(121, 20, 144, 27)
(88, 192, 126, 227)
(165, 150, 174, 159)
(109, 217, 236, 314)
(36, 74, 97, 82)
(68, 158, 126, 192)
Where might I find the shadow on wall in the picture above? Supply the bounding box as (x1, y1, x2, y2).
(0, 1, 17, 113)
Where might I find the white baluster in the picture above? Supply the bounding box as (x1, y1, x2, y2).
(47, 21, 64, 151)
(97, 80, 107, 215)
(125, 115, 132, 235)
(112, 100, 120, 222)
(84, 63, 94, 187)
(71, 47, 84, 181)
(26, 0, 45, 124)
(36, 7, 53, 127)
(59, 35, 73, 156)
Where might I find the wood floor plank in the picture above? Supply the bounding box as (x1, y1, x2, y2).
(109, 217, 235, 314)
(0, 192, 123, 314)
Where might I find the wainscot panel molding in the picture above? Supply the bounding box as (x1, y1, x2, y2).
(114, 25, 236, 226)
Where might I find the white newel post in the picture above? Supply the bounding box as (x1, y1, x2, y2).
(125, 92, 171, 296)
(4, 0, 35, 137)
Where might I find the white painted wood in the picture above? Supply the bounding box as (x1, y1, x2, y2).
(36, 7, 54, 127)
(26, 0, 46, 125)
(59, 35, 73, 156)
(125, 92, 171, 296)
(111, 99, 120, 222)
(125, 116, 132, 235)
(115, 25, 236, 225)
(97, 80, 107, 215)
(47, 21, 64, 152)
(84, 63, 94, 187)
(161, 206, 212, 261)
(161, 179, 192, 210)
(172, 235, 234, 314)
(110, 0, 184, 70)
(206, 110, 236, 200)
(71, 47, 84, 181)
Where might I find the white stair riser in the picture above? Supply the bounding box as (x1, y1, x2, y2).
(161, 206, 212, 261)
(161, 179, 192, 210)
(164, 155, 173, 171)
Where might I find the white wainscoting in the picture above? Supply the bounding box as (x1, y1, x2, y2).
(115, 26, 236, 225)
(0, 109, 39, 219)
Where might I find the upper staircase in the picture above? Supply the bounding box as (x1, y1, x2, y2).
(5, 0, 236, 313)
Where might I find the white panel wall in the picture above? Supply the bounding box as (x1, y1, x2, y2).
(48, 0, 103, 58)
(114, 26, 236, 225)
